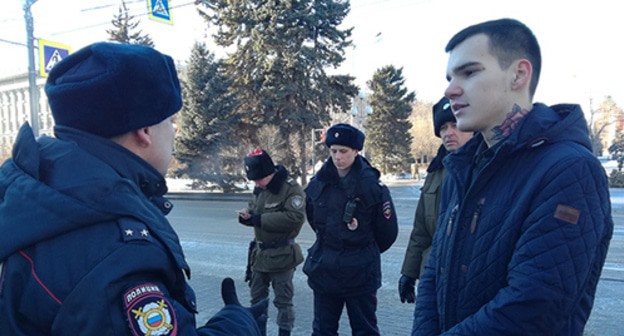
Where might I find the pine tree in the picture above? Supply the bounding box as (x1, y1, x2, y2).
(365, 65, 415, 174)
(198, 0, 358, 184)
(173, 42, 242, 191)
(107, 0, 155, 47)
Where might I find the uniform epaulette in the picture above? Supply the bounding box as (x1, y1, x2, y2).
(118, 217, 154, 243)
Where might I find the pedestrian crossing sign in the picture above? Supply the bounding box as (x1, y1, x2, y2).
(147, 0, 173, 24)
(38, 39, 71, 77)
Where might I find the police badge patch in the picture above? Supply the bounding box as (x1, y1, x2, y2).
(125, 283, 177, 336)
(382, 201, 392, 220)
(290, 195, 304, 209)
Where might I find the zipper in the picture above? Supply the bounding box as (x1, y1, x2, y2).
(470, 198, 486, 234)
(446, 204, 459, 236)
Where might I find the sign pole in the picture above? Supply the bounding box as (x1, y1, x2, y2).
(24, 0, 39, 137)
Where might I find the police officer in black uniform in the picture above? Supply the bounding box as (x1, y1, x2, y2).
(303, 123, 398, 335)
(0, 42, 265, 335)
(239, 148, 306, 336)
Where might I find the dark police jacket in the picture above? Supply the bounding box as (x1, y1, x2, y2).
(303, 155, 398, 296)
(0, 124, 260, 335)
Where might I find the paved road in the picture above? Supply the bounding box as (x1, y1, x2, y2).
(166, 185, 624, 335)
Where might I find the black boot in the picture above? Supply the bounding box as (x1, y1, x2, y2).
(278, 328, 290, 336)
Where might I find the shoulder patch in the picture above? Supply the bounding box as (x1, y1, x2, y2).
(554, 204, 580, 225)
(382, 201, 392, 220)
(125, 283, 177, 336)
(290, 195, 304, 209)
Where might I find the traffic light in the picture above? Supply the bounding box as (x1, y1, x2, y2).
(314, 129, 325, 143)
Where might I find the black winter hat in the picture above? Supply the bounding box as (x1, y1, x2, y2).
(244, 148, 276, 180)
(433, 97, 456, 137)
(45, 42, 182, 138)
(325, 123, 365, 150)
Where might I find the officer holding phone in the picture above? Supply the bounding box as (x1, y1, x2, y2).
(238, 148, 305, 336)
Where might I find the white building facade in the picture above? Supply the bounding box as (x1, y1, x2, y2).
(0, 73, 53, 160)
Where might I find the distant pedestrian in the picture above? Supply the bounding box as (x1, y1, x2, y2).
(0, 42, 266, 335)
(304, 123, 398, 335)
(398, 97, 472, 304)
(238, 148, 306, 336)
(412, 18, 613, 335)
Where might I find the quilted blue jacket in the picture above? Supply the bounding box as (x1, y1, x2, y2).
(412, 103, 613, 335)
(0, 124, 260, 335)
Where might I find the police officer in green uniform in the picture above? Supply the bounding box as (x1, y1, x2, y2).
(238, 148, 306, 336)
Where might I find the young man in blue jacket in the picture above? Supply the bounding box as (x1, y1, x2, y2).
(412, 19, 613, 335)
(0, 42, 265, 335)
(304, 123, 398, 335)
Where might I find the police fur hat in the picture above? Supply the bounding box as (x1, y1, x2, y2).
(325, 123, 365, 150)
(45, 42, 182, 138)
(244, 148, 276, 180)
(433, 97, 455, 137)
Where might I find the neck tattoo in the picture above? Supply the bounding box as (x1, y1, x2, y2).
(491, 104, 529, 141)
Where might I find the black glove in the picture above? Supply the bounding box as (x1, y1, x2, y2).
(239, 214, 261, 227)
(244, 269, 253, 287)
(398, 275, 416, 303)
(221, 278, 268, 328)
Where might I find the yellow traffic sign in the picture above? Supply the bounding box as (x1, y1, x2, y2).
(38, 39, 71, 77)
(147, 0, 173, 24)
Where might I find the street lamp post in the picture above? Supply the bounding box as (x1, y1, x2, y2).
(24, 0, 39, 137)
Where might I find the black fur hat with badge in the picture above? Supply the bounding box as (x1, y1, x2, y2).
(433, 97, 456, 137)
(244, 148, 277, 180)
(324, 123, 365, 150)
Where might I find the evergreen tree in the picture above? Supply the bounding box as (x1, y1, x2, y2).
(198, 0, 358, 184)
(365, 65, 415, 174)
(173, 42, 242, 191)
(107, 0, 155, 47)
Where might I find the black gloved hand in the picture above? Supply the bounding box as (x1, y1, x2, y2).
(238, 216, 252, 226)
(244, 269, 253, 287)
(238, 214, 261, 227)
(221, 278, 268, 328)
(398, 275, 416, 303)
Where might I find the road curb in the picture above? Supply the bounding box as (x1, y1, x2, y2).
(166, 192, 251, 202)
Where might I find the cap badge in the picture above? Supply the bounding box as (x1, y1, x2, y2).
(335, 132, 340, 138)
(248, 148, 264, 156)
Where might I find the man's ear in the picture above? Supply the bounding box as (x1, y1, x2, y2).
(134, 127, 152, 148)
(511, 59, 532, 90)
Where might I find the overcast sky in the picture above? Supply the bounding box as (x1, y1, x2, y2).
(1, 0, 621, 113)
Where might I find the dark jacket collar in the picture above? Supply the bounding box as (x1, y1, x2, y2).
(427, 145, 448, 173)
(54, 126, 169, 200)
(253, 165, 288, 195)
(315, 155, 379, 185)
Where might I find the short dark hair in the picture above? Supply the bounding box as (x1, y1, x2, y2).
(445, 18, 541, 98)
